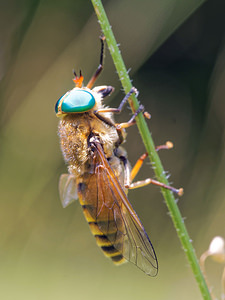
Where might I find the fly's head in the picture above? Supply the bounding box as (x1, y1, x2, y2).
(55, 71, 114, 118)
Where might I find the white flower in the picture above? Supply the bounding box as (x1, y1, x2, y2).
(208, 236, 225, 263)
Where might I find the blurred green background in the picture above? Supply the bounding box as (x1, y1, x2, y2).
(1, 0, 225, 299)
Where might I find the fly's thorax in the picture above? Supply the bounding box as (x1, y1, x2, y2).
(90, 121, 118, 159)
(58, 112, 119, 177)
(58, 114, 92, 175)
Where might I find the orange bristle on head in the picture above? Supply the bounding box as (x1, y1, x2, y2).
(73, 70, 84, 88)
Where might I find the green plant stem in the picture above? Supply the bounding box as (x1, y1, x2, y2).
(91, 0, 211, 299)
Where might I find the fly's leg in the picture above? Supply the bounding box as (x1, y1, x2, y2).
(115, 104, 147, 147)
(94, 104, 145, 147)
(130, 152, 148, 182)
(95, 87, 139, 146)
(131, 141, 174, 181)
(96, 87, 139, 115)
(94, 107, 144, 147)
(123, 143, 183, 196)
(86, 35, 105, 89)
(115, 104, 151, 146)
(94, 87, 150, 146)
(96, 87, 150, 125)
(116, 104, 145, 129)
(94, 87, 139, 124)
(128, 178, 183, 196)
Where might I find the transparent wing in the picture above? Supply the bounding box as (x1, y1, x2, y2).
(59, 173, 78, 208)
(79, 142, 158, 276)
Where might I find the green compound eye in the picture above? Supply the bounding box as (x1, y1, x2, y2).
(55, 89, 96, 114)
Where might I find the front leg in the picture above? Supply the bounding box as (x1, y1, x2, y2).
(95, 87, 138, 115)
(94, 87, 150, 146)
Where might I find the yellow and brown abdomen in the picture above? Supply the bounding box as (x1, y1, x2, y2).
(77, 176, 126, 265)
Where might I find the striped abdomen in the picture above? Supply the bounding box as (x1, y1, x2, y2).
(81, 204, 126, 265)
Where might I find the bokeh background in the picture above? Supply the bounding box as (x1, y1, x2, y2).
(1, 0, 225, 299)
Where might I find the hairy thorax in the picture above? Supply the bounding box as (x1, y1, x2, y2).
(58, 113, 119, 176)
